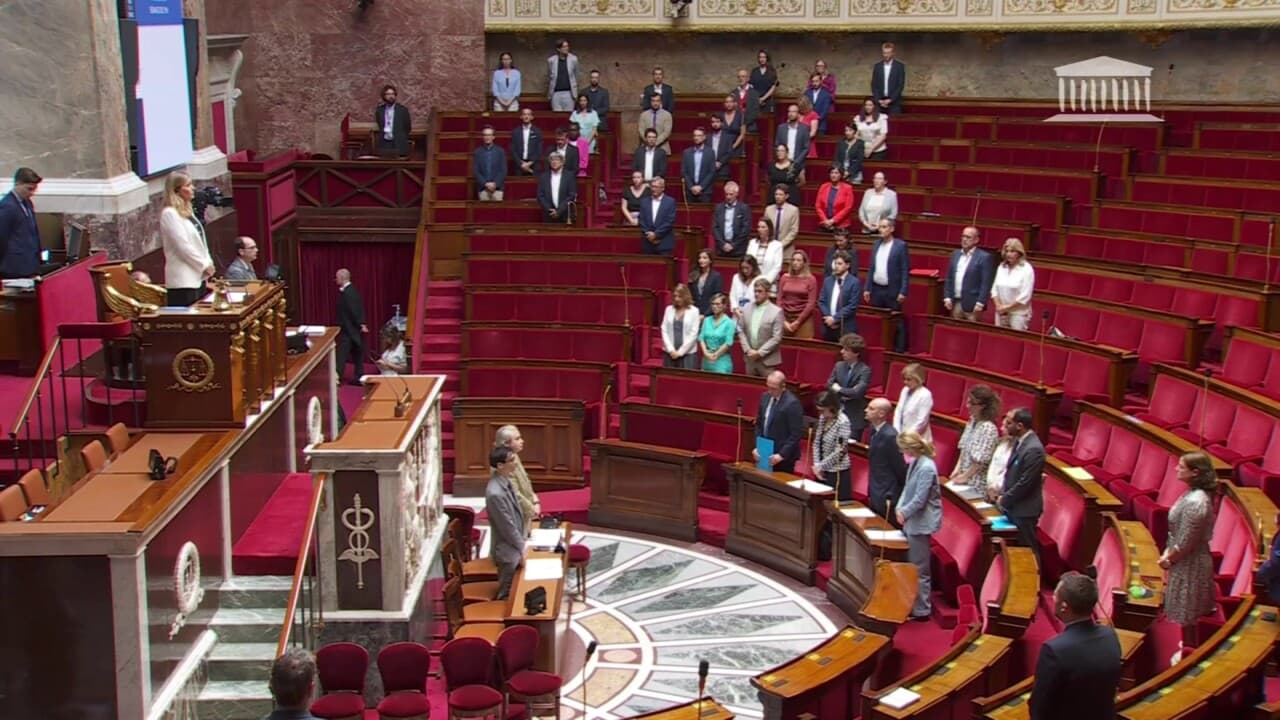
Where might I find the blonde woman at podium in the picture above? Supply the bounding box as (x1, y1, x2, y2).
(495, 425, 540, 534)
(160, 171, 214, 307)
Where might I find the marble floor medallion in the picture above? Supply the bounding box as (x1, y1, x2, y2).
(543, 531, 838, 719)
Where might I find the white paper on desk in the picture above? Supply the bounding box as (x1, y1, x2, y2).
(864, 529, 907, 542)
(296, 325, 327, 336)
(787, 479, 833, 494)
(522, 558, 564, 581)
(841, 507, 876, 519)
(973, 501, 994, 510)
(879, 687, 921, 709)
(946, 482, 983, 500)
(527, 529, 562, 548)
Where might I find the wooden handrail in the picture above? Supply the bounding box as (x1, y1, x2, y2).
(275, 472, 327, 658)
(8, 335, 61, 440)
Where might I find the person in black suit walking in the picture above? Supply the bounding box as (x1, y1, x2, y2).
(375, 85, 412, 157)
(1030, 569, 1122, 720)
(997, 407, 1046, 565)
(752, 370, 804, 474)
(865, 397, 906, 521)
(334, 268, 367, 385)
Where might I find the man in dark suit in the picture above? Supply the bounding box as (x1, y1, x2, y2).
(1254, 521, 1280, 602)
(752, 370, 804, 474)
(631, 128, 668, 181)
(1030, 571, 1122, 720)
(707, 114, 739, 180)
(805, 73, 835, 134)
(998, 407, 1046, 565)
(484, 446, 528, 600)
(375, 84, 411, 157)
(865, 397, 906, 520)
(863, 218, 910, 352)
(828, 333, 873, 442)
(711, 181, 750, 257)
(681, 128, 716, 204)
(536, 153, 576, 224)
(943, 226, 994, 321)
(586, 69, 611, 131)
(549, 128, 580, 176)
(266, 648, 321, 720)
(640, 66, 675, 112)
(870, 42, 907, 115)
(334, 268, 367, 385)
(473, 125, 507, 202)
(639, 177, 677, 255)
(823, 227, 858, 277)
(818, 250, 861, 342)
(0, 167, 41, 279)
(509, 107, 543, 176)
(774, 105, 811, 171)
(733, 68, 762, 133)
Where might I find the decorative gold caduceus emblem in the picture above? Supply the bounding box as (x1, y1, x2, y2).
(339, 493, 380, 589)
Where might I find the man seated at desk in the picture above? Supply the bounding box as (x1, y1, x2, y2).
(486, 446, 528, 600)
(0, 167, 42, 279)
(225, 237, 259, 281)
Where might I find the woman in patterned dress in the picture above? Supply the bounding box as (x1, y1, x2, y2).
(1159, 451, 1219, 651)
(812, 391, 852, 501)
(949, 385, 1000, 486)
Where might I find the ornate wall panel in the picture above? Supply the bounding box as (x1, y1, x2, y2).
(487, 0, 1280, 28)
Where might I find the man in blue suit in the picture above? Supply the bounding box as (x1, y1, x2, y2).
(943, 226, 994, 320)
(0, 167, 42, 279)
(818, 250, 860, 342)
(862, 218, 910, 352)
(774, 105, 811, 171)
(805, 73, 835, 134)
(472, 125, 507, 202)
(639, 177, 677, 255)
(752, 370, 804, 474)
(681, 128, 716, 204)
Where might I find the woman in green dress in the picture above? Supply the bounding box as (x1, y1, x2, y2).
(699, 293, 736, 374)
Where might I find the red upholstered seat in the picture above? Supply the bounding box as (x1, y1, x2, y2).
(848, 454, 870, 504)
(568, 545, 590, 564)
(1108, 443, 1174, 517)
(1238, 442, 1280, 507)
(1221, 335, 1272, 391)
(497, 625, 563, 716)
(1050, 412, 1110, 466)
(1131, 372, 1197, 429)
(376, 692, 430, 716)
(931, 497, 983, 602)
(928, 324, 979, 364)
(507, 670, 563, 697)
(1131, 455, 1185, 546)
(310, 692, 365, 718)
(1038, 474, 1086, 582)
(448, 685, 503, 710)
(441, 637, 500, 715)
(1092, 526, 1126, 622)
(375, 642, 431, 718)
(956, 584, 977, 610)
(1084, 428, 1141, 488)
(310, 642, 369, 718)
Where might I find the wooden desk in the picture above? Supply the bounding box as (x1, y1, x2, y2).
(724, 462, 834, 584)
(983, 539, 1040, 640)
(1109, 515, 1166, 632)
(99, 432, 206, 474)
(862, 631, 1013, 720)
(453, 398, 586, 495)
(859, 561, 918, 637)
(826, 501, 909, 623)
(0, 286, 39, 374)
(586, 439, 706, 542)
(504, 523, 569, 674)
(751, 626, 890, 720)
(622, 698, 734, 719)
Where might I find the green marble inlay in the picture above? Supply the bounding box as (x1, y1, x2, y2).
(585, 542, 620, 575)
(596, 555, 696, 600)
(650, 612, 810, 639)
(658, 641, 810, 670)
(630, 584, 753, 615)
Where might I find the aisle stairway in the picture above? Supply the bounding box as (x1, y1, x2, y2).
(148, 576, 295, 720)
(418, 280, 463, 491)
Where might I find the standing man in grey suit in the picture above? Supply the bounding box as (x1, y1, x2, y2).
(546, 39, 579, 112)
(738, 278, 783, 378)
(865, 398, 906, 521)
(485, 446, 528, 600)
(998, 407, 1046, 566)
(943, 226, 994, 321)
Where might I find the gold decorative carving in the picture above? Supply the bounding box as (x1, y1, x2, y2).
(550, 0, 653, 13)
(596, 0, 609, 10)
(102, 285, 159, 321)
(1171, 0, 1278, 7)
(746, 0, 760, 13)
(1126, 0, 1157, 11)
(515, 0, 541, 15)
(339, 493, 379, 589)
(489, 0, 508, 14)
(698, 0, 804, 14)
(1003, 0, 1117, 13)
(815, 0, 841, 13)
(169, 348, 220, 393)
(967, 0, 994, 13)
(851, 0, 956, 14)
(1134, 28, 1175, 45)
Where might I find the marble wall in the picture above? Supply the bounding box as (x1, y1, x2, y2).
(205, 0, 486, 155)
(0, 0, 130, 178)
(487, 29, 1280, 107)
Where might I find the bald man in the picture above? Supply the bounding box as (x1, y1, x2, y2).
(865, 397, 907, 521)
(334, 268, 367, 385)
(752, 370, 804, 473)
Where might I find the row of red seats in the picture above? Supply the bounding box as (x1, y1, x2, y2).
(862, 161, 1099, 205)
(464, 252, 675, 291)
(462, 322, 634, 364)
(1092, 198, 1273, 248)
(1056, 226, 1236, 278)
(1218, 327, 1280, 401)
(1127, 175, 1280, 219)
(1195, 122, 1280, 153)
(882, 353, 1058, 438)
(1160, 148, 1280, 183)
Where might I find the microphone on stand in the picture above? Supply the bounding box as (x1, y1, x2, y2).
(697, 659, 710, 714)
(970, 187, 984, 228)
(1198, 367, 1212, 449)
(1265, 218, 1275, 294)
(736, 398, 744, 463)
(1161, 64, 1175, 117)
(1038, 309, 1051, 389)
(579, 640, 598, 717)
(620, 262, 631, 331)
(1093, 120, 1108, 175)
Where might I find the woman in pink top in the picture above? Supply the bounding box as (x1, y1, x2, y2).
(778, 249, 818, 339)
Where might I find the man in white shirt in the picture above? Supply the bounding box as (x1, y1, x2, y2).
(375, 85, 411, 158)
(943, 226, 994, 321)
(630, 128, 668, 181)
(509, 107, 543, 176)
(536, 153, 575, 224)
(862, 218, 910, 352)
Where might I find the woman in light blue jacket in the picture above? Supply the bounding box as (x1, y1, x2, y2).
(895, 430, 943, 620)
(492, 52, 522, 112)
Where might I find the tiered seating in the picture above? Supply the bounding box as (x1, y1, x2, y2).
(1127, 175, 1280, 217)
(465, 286, 656, 326)
(1055, 225, 1236, 277)
(461, 322, 633, 364)
(1220, 327, 1280, 401)
(862, 161, 1098, 204)
(1035, 457, 1123, 582)
(464, 252, 675, 291)
(1208, 483, 1275, 600)
(1195, 121, 1280, 152)
(751, 626, 889, 720)
(466, 228, 701, 259)
(931, 485, 999, 604)
(618, 400, 749, 489)
(778, 338, 888, 402)
(1092, 198, 1273, 247)
(460, 359, 613, 436)
(861, 628, 1013, 720)
(897, 214, 1039, 247)
(631, 366, 814, 420)
(1160, 148, 1280, 183)
(1091, 513, 1164, 633)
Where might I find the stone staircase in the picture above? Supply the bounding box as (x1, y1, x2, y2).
(148, 575, 297, 720)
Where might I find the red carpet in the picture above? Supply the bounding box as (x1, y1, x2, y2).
(232, 472, 314, 575)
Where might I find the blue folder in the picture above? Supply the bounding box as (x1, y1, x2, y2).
(755, 437, 775, 472)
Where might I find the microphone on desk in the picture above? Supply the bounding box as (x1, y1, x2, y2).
(1198, 367, 1212, 450)
(697, 659, 710, 714)
(1093, 120, 1108, 175)
(392, 373, 414, 418)
(1037, 309, 1051, 390)
(579, 640, 598, 716)
(970, 187, 984, 228)
(736, 398, 744, 462)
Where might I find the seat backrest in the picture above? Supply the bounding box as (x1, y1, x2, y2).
(1129, 443, 1174, 493)
(0, 485, 27, 522)
(18, 468, 50, 507)
(1069, 414, 1112, 463)
(80, 440, 108, 474)
(936, 496, 984, 586)
(316, 642, 370, 694)
(1222, 336, 1271, 389)
(1039, 474, 1084, 568)
(439, 637, 494, 691)
(979, 549, 1006, 632)
(1091, 526, 1125, 621)
(105, 423, 131, 459)
(378, 641, 433, 694)
(495, 625, 540, 681)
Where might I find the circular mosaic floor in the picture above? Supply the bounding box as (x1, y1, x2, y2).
(553, 530, 839, 719)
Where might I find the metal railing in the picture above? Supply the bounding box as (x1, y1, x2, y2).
(275, 472, 327, 657)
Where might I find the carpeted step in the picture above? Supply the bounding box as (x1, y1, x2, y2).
(426, 295, 463, 311)
(417, 352, 461, 369)
(231, 473, 314, 576)
(696, 507, 729, 548)
(698, 490, 730, 513)
(423, 317, 459, 331)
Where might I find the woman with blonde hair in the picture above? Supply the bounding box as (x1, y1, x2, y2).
(1160, 451, 1218, 652)
(991, 237, 1035, 331)
(896, 430, 942, 620)
(160, 171, 215, 307)
(777, 249, 817, 338)
(661, 283, 702, 369)
(894, 363, 933, 442)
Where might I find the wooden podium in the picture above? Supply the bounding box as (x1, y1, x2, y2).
(452, 398, 585, 496)
(586, 439, 706, 542)
(724, 462, 835, 585)
(826, 501, 917, 636)
(140, 281, 288, 427)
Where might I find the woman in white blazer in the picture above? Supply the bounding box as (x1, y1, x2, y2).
(745, 217, 784, 295)
(160, 171, 214, 306)
(661, 284, 702, 370)
(893, 362, 934, 442)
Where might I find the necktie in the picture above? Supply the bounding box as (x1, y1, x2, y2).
(652, 110, 658, 129)
(847, 364, 855, 386)
(775, 206, 782, 231)
(764, 397, 775, 431)
(1007, 439, 1020, 469)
